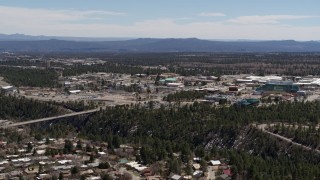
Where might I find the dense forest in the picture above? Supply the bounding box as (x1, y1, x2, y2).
(0, 66, 59, 87)
(268, 124, 320, 149)
(0, 92, 64, 120)
(78, 101, 320, 145)
(163, 90, 208, 102)
(0, 59, 46, 67)
(50, 101, 320, 179)
(54, 52, 320, 76)
(3, 53, 320, 78)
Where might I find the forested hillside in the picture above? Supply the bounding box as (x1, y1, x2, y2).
(0, 67, 59, 87)
(78, 101, 320, 146)
(24, 99, 320, 179)
(268, 124, 320, 149)
(0, 93, 64, 120)
(46, 101, 320, 179)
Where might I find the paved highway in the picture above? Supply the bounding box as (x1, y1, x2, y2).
(2, 108, 100, 128)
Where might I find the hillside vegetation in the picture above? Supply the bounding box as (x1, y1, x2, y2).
(52, 101, 320, 179)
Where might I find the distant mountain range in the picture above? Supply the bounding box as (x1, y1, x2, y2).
(0, 33, 133, 42)
(0, 34, 320, 53)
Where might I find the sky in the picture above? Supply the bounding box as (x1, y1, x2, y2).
(0, 0, 320, 40)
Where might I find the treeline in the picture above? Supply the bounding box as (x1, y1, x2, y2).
(77, 101, 320, 153)
(5, 53, 320, 77)
(62, 63, 165, 76)
(61, 100, 96, 112)
(78, 101, 320, 148)
(112, 52, 320, 76)
(0, 93, 64, 120)
(164, 90, 207, 102)
(168, 66, 218, 76)
(0, 60, 45, 67)
(227, 148, 320, 179)
(0, 66, 59, 87)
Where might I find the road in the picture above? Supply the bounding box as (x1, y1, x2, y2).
(1, 108, 100, 128)
(256, 124, 320, 154)
(207, 166, 216, 180)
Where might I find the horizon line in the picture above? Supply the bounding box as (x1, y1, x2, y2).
(0, 33, 319, 42)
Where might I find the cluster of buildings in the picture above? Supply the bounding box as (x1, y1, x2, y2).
(169, 159, 232, 180)
(0, 129, 235, 180)
(3, 69, 320, 108)
(190, 74, 320, 106)
(0, 136, 113, 179)
(237, 75, 320, 94)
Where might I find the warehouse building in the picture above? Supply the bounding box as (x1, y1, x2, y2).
(255, 81, 299, 94)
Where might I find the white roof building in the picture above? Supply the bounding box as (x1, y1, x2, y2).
(192, 163, 201, 170)
(126, 161, 148, 172)
(210, 160, 221, 166)
(58, 160, 72, 164)
(167, 83, 184, 87)
(237, 75, 282, 83)
(170, 174, 182, 180)
(1, 86, 13, 90)
(36, 150, 46, 155)
(52, 165, 72, 171)
(69, 90, 81, 94)
(193, 170, 203, 176)
(0, 160, 9, 165)
(11, 158, 31, 163)
(1, 86, 16, 93)
(295, 78, 320, 86)
(98, 151, 106, 155)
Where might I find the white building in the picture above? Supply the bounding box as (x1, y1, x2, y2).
(1, 86, 17, 93)
(237, 75, 282, 84)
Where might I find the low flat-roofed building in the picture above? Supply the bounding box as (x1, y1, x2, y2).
(69, 90, 81, 94)
(1, 86, 17, 94)
(167, 83, 184, 87)
(192, 163, 201, 170)
(295, 78, 320, 87)
(170, 174, 182, 180)
(210, 160, 221, 166)
(165, 78, 177, 83)
(256, 80, 299, 94)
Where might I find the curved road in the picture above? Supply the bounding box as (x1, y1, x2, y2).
(256, 124, 320, 154)
(2, 108, 100, 128)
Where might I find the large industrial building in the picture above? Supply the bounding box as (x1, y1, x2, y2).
(236, 75, 283, 84)
(255, 81, 299, 94)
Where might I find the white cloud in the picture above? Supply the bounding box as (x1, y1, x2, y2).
(0, 6, 320, 40)
(198, 12, 226, 17)
(0, 6, 125, 24)
(228, 15, 317, 24)
(78, 10, 126, 16)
